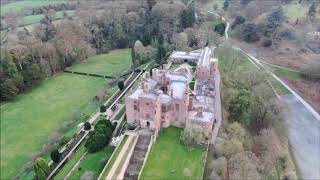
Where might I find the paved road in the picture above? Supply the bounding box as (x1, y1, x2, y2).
(282, 95, 320, 179)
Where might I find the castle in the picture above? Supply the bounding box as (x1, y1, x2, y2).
(125, 47, 218, 138)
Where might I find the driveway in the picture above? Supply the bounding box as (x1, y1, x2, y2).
(282, 94, 320, 179)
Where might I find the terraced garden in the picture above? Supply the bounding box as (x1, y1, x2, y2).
(0, 49, 132, 179)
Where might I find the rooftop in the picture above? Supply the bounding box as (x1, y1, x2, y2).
(169, 51, 201, 60)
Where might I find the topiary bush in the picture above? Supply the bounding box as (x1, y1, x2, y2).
(84, 122, 91, 130)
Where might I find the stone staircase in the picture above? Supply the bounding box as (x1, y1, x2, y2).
(123, 130, 152, 180)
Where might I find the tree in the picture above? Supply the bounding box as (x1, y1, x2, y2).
(84, 121, 92, 130)
(239, 23, 260, 43)
(50, 149, 61, 163)
(85, 120, 114, 153)
(180, 1, 195, 29)
(131, 46, 137, 67)
(38, 15, 56, 42)
(214, 23, 226, 36)
(222, 138, 244, 159)
(228, 89, 251, 125)
(265, 6, 285, 37)
(250, 84, 281, 131)
(307, 2, 317, 20)
(231, 16, 246, 29)
(223, 0, 231, 11)
(118, 81, 125, 91)
(100, 105, 106, 113)
(0, 79, 19, 100)
(33, 157, 49, 180)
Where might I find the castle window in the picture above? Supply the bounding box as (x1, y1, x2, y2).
(146, 102, 149, 106)
(176, 104, 179, 111)
(134, 105, 137, 110)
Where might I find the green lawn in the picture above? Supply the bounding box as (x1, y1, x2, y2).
(1, 0, 66, 15)
(100, 135, 128, 178)
(272, 67, 303, 79)
(68, 147, 115, 179)
(1, 50, 132, 179)
(54, 144, 86, 179)
(140, 127, 206, 180)
(21, 10, 75, 26)
(67, 49, 132, 76)
(284, 4, 320, 19)
(0, 74, 106, 179)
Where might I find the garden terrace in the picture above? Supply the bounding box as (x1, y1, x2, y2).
(124, 130, 152, 180)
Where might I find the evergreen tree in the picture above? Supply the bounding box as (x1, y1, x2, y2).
(131, 46, 137, 67)
(240, 23, 260, 43)
(33, 157, 49, 180)
(231, 16, 246, 29)
(308, 2, 317, 19)
(214, 23, 226, 36)
(118, 81, 125, 91)
(265, 6, 285, 36)
(223, 0, 231, 11)
(180, 2, 195, 28)
(40, 15, 56, 42)
(50, 149, 61, 163)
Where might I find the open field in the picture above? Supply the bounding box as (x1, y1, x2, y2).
(140, 127, 206, 180)
(69, 147, 114, 179)
(67, 49, 132, 76)
(0, 50, 132, 179)
(21, 10, 75, 26)
(1, 0, 66, 15)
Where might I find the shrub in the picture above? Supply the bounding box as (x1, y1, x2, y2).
(239, 23, 260, 43)
(262, 39, 272, 47)
(100, 105, 106, 113)
(80, 171, 96, 180)
(33, 157, 49, 180)
(231, 16, 245, 29)
(214, 23, 226, 36)
(118, 81, 125, 91)
(50, 149, 61, 163)
(84, 122, 92, 131)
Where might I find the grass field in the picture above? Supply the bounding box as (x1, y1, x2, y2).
(21, 10, 75, 26)
(0, 74, 106, 179)
(68, 49, 132, 76)
(100, 135, 128, 178)
(140, 127, 206, 180)
(0, 50, 132, 179)
(68, 147, 115, 179)
(1, 0, 66, 15)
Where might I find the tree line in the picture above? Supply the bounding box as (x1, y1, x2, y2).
(1, 0, 197, 102)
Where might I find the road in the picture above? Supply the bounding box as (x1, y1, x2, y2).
(282, 95, 320, 179)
